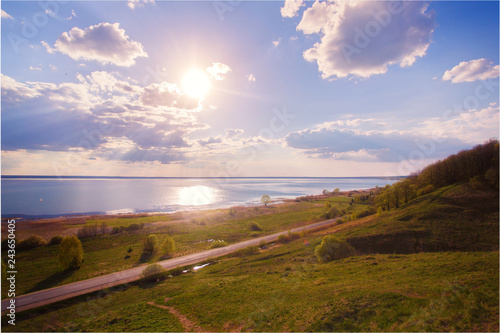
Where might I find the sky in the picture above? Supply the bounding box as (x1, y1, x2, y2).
(1, 0, 499, 177)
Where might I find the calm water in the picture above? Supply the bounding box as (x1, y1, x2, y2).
(1, 177, 398, 218)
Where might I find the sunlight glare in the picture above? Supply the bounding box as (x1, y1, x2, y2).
(182, 69, 210, 99)
(177, 185, 218, 206)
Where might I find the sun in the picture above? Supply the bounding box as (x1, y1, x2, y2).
(182, 69, 210, 99)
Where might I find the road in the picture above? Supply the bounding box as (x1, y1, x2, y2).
(1, 217, 340, 313)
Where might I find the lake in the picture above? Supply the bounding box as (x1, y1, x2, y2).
(1, 177, 398, 218)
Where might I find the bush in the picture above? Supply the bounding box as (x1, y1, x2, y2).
(18, 235, 47, 250)
(277, 234, 290, 244)
(143, 234, 159, 253)
(377, 206, 383, 217)
(141, 264, 167, 282)
(210, 240, 228, 249)
(315, 235, 355, 263)
(49, 235, 63, 245)
(320, 206, 341, 220)
(249, 221, 263, 231)
(126, 223, 141, 231)
(58, 235, 84, 270)
(230, 246, 259, 257)
(161, 235, 175, 255)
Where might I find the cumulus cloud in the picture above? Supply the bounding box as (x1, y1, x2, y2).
(272, 38, 281, 47)
(1, 10, 13, 19)
(442, 58, 500, 83)
(296, 1, 436, 79)
(281, 0, 304, 18)
(46, 22, 148, 66)
(127, 0, 155, 10)
(246, 74, 256, 82)
(206, 62, 231, 80)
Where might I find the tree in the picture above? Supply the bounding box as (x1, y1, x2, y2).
(161, 235, 176, 255)
(99, 222, 107, 234)
(333, 188, 340, 193)
(260, 194, 271, 206)
(143, 234, 159, 253)
(58, 235, 84, 270)
(322, 189, 330, 195)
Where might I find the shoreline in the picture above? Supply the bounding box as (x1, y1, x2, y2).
(1, 188, 374, 224)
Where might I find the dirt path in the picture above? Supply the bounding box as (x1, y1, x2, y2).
(147, 299, 206, 332)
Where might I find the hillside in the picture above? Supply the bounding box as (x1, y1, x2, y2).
(340, 183, 499, 254)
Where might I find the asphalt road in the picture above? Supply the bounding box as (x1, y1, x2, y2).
(1, 217, 340, 313)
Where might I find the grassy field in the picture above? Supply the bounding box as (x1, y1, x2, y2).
(2, 185, 498, 331)
(1, 197, 368, 298)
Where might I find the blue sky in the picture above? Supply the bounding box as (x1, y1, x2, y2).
(1, 0, 499, 177)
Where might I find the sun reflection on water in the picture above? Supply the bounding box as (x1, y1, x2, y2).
(176, 185, 219, 206)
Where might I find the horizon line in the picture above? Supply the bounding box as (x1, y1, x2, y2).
(1, 175, 406, 179)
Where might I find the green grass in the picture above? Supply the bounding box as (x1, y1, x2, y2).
(4, 237, 498, 332)
(335, 184, 499, 254)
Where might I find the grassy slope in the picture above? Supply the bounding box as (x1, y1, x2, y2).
(338, 183, 499, 253)
(3, 183, 498, 332)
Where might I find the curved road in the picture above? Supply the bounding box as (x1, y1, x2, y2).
(1, 217, 340, 313)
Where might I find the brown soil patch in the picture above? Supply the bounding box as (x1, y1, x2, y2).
(147, 301, 206, 332)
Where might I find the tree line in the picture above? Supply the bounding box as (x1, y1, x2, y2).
(375, 139, 499, 211)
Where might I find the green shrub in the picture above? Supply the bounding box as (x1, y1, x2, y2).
(141, 264, 167, 282)
(277, 234, 290, 244)
(161, 235, 175, 255)
(320, 206, 341, 220)
(230, 246, 259, 257)
(249, 221, 263, 231)
(58, 235, 84, 270)
(315, 235, 355, 263)
(259, 240, 268, 249)
(126, 223, 141, 231)
(377, 206, 383, 217)
(143, 234, 159, 253)
(210, 240, 228, 249)
(18, 235, 47, 250)
(111, 226, 121, 234)
(49, 235, 63, 245)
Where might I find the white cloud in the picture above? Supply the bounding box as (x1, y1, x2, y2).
(297, 1, 436, 79)
(442, 58, 500, 83)
(246, 74, 256, 82)
(127, 0, 155, 10)
(272, 38, 281, 47)
(206, 62, 231, 80)
(284, 115, 469, 163)
(419, 105, 499, 144)
(1, 9, 13, 19)
(29, 66, 42, 71)
(47, 22, 148, 67)
(281, 0, 304, 18)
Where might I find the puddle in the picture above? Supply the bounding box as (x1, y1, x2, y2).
(193, 263, 210, 271)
